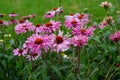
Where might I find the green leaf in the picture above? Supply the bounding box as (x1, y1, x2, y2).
(89, 68, 99, 77)
(51, 65, 63, 79)
(110, 6, 115, 13)
(9, 39, 15, 45)
(1, 60, 7, 69)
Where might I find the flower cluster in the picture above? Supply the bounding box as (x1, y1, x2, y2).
(0, 13, 36, 27)
(12, 8, 95, 60)
(98, 16, 114, 29)
(15, 20, 33, 34)
(13, 30, 71, 60)
(40, 20, 61, 34)
(64, 13, 89, 29)
(0, 1, 118, 62)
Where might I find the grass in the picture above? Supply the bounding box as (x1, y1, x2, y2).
(0, 0, 119, 21)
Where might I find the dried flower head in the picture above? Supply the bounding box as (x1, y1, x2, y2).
(0, 14, 5, 18)
(105, 16, 114, 24)
(99, 1, 112, 9)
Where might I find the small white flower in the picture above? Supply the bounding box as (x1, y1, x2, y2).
(0, 39, 3, 43)
(61, 52, 69, 59)
(4, 34, 11, 37)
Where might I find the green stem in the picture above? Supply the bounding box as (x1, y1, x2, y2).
(1, 25, 5, 53)
(115, 0, 119, 10)
(59, 0, 61, 7)
(75, 46, 81, 80)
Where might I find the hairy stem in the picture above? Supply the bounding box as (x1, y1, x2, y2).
(1, 25, 5, 53)
(75, 46, 81, 80)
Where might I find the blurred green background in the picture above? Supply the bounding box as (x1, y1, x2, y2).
(0, 0, 120, 22)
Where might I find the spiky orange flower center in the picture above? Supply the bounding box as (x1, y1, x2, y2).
(78, 14, 84, 19)
(18, 49, 23, 53)
(69, 13, 74, 16)
(56, 36, 63, 44)
(71, 20, 77, 25)
(80, 28, 86, 33)
(52, 8, 57, 11)
(45, 22, 53, 27)
(34, 38, 43, 44)
(19, 19, 25, 23)
(0, 20, 3, 24)
(36, 23, 41, 27)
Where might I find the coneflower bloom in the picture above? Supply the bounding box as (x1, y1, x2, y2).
(0, 14, 5, 18)
(99, 1, 112, 9)
(21, 16, 31, 20)
(19, 19, 25, 23)
(42, 20, 61, 34)
(75, 13, 89, 26)
(71, 35, 88, 47)
(44, 11, 56, 18)
(44, 7, 63, 18)
(72, 26, 95, 36)
(28, 14, 36, 19)
(0, 20, 10, 26)
(109, 31, 120, 42)
(0, 20, 4, 25)
(65, 13, 89, 27)
(13, 48, 28, 56)
(64, 13, 75, 20)
(51, 31, 71, 52)
(26, 53, 40, 60)
(99, 21, 108, 29)
(75, 13, 89, 19)
(23, 34, 51, 54)
(65, 17, 80, 29)
(54, 7, 64, 14)
(9, 19, 18, 25)
(14, 20, 33, 34)
(105, 16, 114, 24)
(31, 23, 43, 33)
(9, 13, 18, 17)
